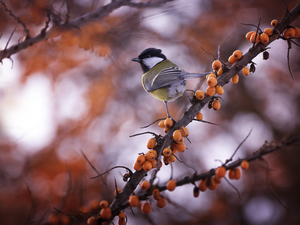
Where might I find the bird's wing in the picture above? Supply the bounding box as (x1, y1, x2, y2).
(145, 67, 185, 92)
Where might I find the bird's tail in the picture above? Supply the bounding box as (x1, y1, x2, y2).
(184, 72, 211, 80)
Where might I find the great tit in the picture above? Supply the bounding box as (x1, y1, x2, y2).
(132, 48, 209, 118)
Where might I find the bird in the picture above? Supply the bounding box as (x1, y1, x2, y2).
(132, 48, 209, 118)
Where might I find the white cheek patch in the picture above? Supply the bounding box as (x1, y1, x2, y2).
(142, 57, 164, 69)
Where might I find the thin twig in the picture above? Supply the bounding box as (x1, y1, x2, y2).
(140, 118, 166, 129)
(223, 177, 242, 201)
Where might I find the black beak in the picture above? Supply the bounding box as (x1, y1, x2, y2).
(131, 57, 140, 63)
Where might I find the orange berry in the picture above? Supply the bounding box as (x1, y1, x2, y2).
(295, 27, 300, 38)
(264, 28, 273, 36)
(216, 85, 224, 95)
(145, 151, 155, 161)
(129, 195, 139, 207)
(119, 212, 126, 219)
(283, 28, 295, 39)
(212, 60, 222, 71)
(228, 169, 235, 179)
(212, 99, 221, 110)
(250, 32, 260, 43)
(147, 138, 156, 149)
(179, 126, 189, 137)
(195, 90, 205, 100)
(271, 19, 278, 27)
(233, 50, 242, 59)
(206, 86, 216, 96)
(169, 154, 176, 162)
(195, 112, 203, 120)
(246, 31, 255, 41)
(114, 189, 121, 195)
(156, 196, 166, 208)
(100, 207, 111, 220)
(214, 176, 222, 184)
(215, 166, 226, 178)
(198, 178, 208, 192)
(207, 177, 218, 190)
(173, 130, 182, 142)
(136, 155, 146, 164)
(260, 33, 269, 44)
(231, 74, 239, 84)
(207, 77, 218, 87)
(141, 180, 151, 191)
(158, 120, 165, 128)
(163, 147, 172, 157)
(163, 156, 171, 165)
(206, 73, 216, 79)
(173, 142, 186, 153)
(235, 167, 241, 180)
(164, 118, 173, 128)
(228, 55, 237, 64)
(118, 218, 126, 225)
(151, 159, 159, 168)
(87, 216, 97, 225)
(193, 186, 200, 198)
(166, 179, 176, 191)
(148, 150, 157, 158)
(143, 161, 152, 172)
(217, 68, 223, 76)
(242, 67, 250, 76)
(141, 202, 152, 214)
(241, 160, 249, 170)
(152, 188, 161, 200)
(99, 200, 108, 208)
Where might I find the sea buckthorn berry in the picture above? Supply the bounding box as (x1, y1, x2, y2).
(156, 197, 166, 208)
(233, 50, 242, 59)
(147, 138, 156, 149)
(206, 73, 216, 79)
(295, 27, 300, 38)
(207, 77, 218, 87)
(119, 212, 126, 219)
(163, 147, 172, 157)
(246, 31, 255, 41)
(195, 90, 205, 100)
(228, 55, 237, 64)
(141, 180, 151, 191)
(271, 19, 278, 27)
(241, 160, 249, 170)
(169, 154, 176, 162)
(228, 169, 235, 179)
(166, 179, 176, 191)
(206, 86, 216, 96)
(217, 68, 223, 76)
(214, 176, 222, 184)
(234, 168, 241, 180)
(216, 85, 224, 95)
(145, 151, 155, 161)
(118, 218, 125, 225)
(173, 142, 186, 153)
(250, 32, 260, 43)
(100, 200, 108, 208)
(152, 188, 161, 200)
(151, 159, 159, 168)
(114, 189, 121, 195)
(260, 33, 269, 44)
(199, 178, 208, 192)
(158, 120, 165, 128)
(87, 216, 97, 225)
(283, 28, 295, 39)
(141, 202, 152, 214)
(231, 74, 239, 84)
(193, 186, 200, 198)
(100, 207, 112, 220)
(242, 67, 250, 76)
(177, 137, 184, 143)
(264, 28, 273, 36)
(164, 118, 173, 128)
(136, 155, 146, 164)
(129, 195, 139, 207)
(212, 100, 221, 110)
(148, 150, 157, 158)
(164, 127, 170, 133)
(180, 126, 189, 137)
(215, 166, 226, 178)
(207, 177, 218, 190)
(163, 156, 171, 165)
(173, 130, 182, 142)
(143, 161, 152, 172)
(196, 112, 203, 120)
(212, 60, 222, 71)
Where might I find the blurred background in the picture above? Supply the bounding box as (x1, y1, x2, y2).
(0, 0, 300, 224)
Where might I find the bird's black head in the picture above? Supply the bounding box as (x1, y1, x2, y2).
(132, 48, 167, 73)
